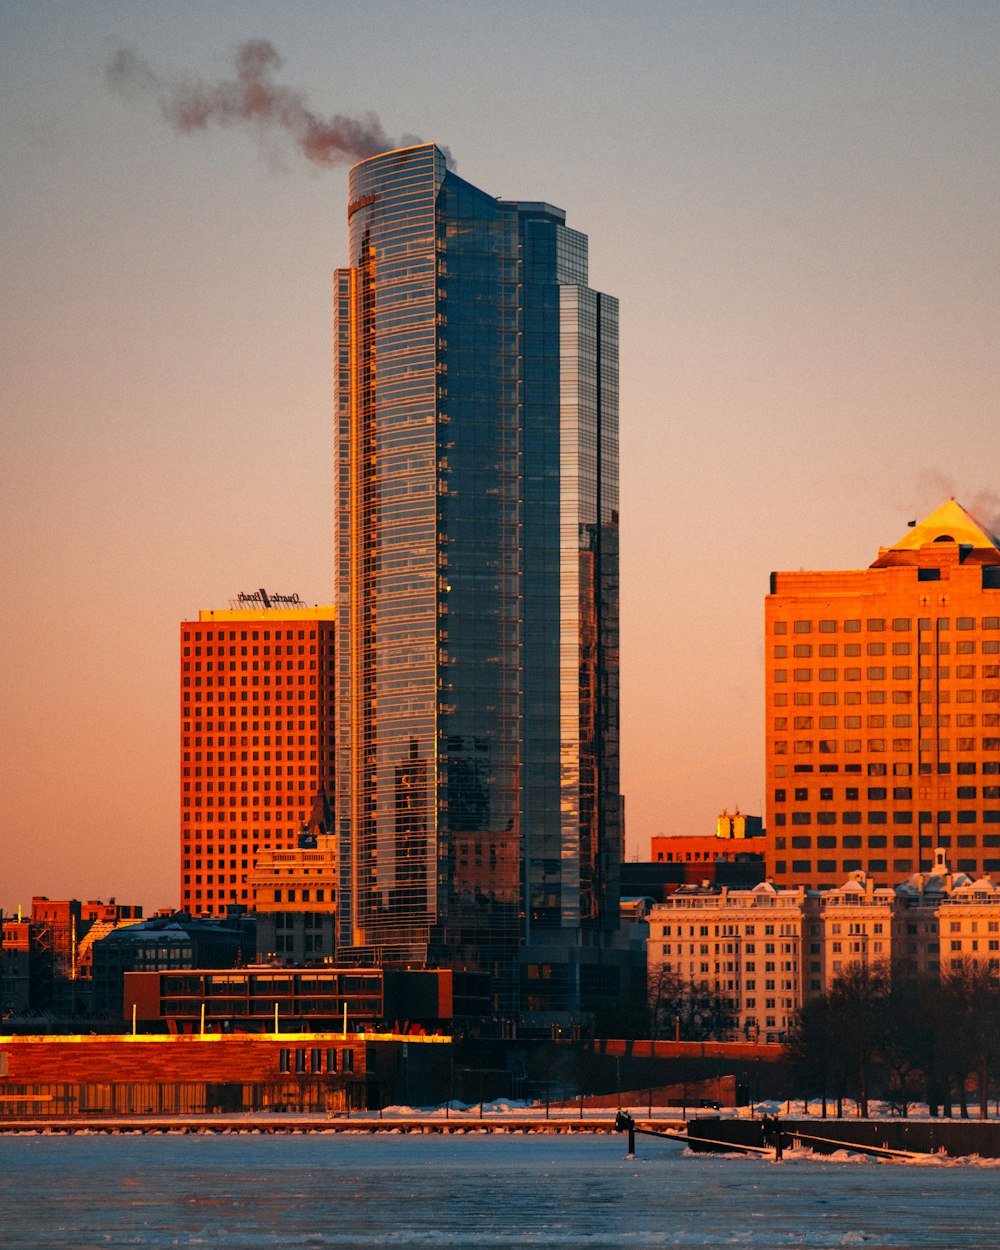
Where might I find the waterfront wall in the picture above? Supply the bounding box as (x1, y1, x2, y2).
(687, 1116, 1000, 1158)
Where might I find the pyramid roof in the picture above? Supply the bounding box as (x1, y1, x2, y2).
(878, 498, 1000, 558)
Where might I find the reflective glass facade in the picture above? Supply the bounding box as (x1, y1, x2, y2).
(334, 145, 620, 1013)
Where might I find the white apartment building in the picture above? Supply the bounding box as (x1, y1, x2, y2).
(648, 851, 1000, 1041)
(647, 881, 809, 1042)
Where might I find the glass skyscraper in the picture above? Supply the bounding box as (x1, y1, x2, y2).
(334, 144, 621, 1017)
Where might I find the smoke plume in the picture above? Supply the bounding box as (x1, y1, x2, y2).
(107, 41, 445, 169)
(910, 471, 1000, 539)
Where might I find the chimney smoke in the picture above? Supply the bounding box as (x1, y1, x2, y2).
(106, 41, 449, 170)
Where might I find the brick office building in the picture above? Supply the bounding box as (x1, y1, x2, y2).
(765, 500, 1000, 889)
(180, 600, 336, 916)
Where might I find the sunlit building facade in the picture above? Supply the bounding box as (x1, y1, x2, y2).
(647, 881, 811, 1042)
(766, 500, 1000, 890)
(180, 605, 336, 917)
(251, 792, 338, 964)
(334, 144, 621, 1015)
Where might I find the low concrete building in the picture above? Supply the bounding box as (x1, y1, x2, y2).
(91, 913, 255, 1018)
(0, 1030, 452, 1116)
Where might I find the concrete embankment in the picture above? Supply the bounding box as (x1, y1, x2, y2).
(686, 1116, 1000, 1158)
(0, 1112, 686, 1136)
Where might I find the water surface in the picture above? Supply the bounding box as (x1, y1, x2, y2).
(2, 1131, 998, 1248)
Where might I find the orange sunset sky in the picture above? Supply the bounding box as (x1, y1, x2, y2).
(2, 1, 999, 912)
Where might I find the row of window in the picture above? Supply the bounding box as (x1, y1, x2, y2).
(774, 691, 1000, 707)
(777, 833, 1000, 850)
(775, 858, 1000, 875)
(184, 791, 311, 805)
(185, 837, 299, 852)
(184, 645, 324, 659)
(661, 948, 796, 964)
(184, 889, 247, 901)
(184, 676, 318, 688)
(776, 717, 998, 730)
(184, 691, 319, 704)
(184, 772, 314, 786)
(278, 1047, 354, 1074)
(774, 761, 1000, 776)
(184, 722, 329, 735)
(185, 663, 319, 676)
(183, 859, 248, 870)
(775, 737, 1000, 753)
(183, 630, 323, 642)
(776, 644, 1000, 659)
(774, 668, 1000, 683)
(777, 785, 1000, 801)
(183, 809, 307, 821)
(774, 617, 1000, 634)
(658, 924, 784, 938)
(776, 814, 1000, 830)
(183, 795, 312, 810)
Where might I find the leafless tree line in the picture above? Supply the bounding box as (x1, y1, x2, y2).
(786, 959, 1000, 1118)
(646, 966, 735, 1042)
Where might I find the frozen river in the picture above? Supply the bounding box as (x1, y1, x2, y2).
(2, 1130, 1000, 1248)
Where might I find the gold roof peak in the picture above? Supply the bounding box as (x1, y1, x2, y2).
(875, 498, 1000, 563)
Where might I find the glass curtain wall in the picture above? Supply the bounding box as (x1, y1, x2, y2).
(335, 145, 620, 1015)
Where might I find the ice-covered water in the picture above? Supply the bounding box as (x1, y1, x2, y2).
(2, 1131, 1000, 1248)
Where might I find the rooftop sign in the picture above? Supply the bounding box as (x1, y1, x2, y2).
(236, 589, 302, 609)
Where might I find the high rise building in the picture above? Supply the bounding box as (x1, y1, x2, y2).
(333, 144, 622, 1016)
(180, 602, 336, 916)
(765, 500, 1000, 889)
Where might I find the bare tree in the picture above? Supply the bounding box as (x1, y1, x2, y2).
(648, 966, 734, 1042)
(936, 959, 1000, 1120)
(881, 968, 935, 1117)
(786, 993, 849, 1118)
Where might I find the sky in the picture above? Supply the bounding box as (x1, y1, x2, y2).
(2, 0, 999, 914)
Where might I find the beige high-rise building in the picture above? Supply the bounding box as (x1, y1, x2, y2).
(765, 500, 1000, 891)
